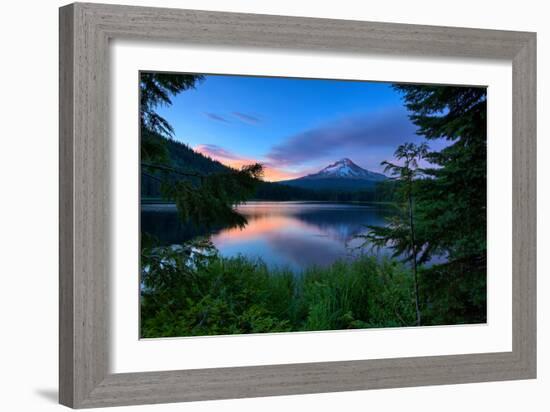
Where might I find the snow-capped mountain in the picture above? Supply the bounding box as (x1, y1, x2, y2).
(305, 158, 386, 181)
(279, 158, 387, 192)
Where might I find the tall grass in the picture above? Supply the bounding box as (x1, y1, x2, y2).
(140, 252, 418, 338)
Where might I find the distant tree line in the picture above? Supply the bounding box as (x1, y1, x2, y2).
(253, 180, 399, 202)
(141, 134, 229, 198)
(142, 132, 401, 203)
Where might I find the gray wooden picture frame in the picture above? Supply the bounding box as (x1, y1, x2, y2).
(59, 2, 536, 408)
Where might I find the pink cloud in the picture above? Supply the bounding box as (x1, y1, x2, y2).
(193, 144, 303, 182)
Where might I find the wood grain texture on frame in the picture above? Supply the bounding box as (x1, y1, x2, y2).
(59, 2, 536, 408)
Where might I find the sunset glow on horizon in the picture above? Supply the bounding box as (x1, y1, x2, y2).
(193, 144, 306, 182)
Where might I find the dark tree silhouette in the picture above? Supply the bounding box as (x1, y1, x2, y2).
(393, 84, 487, 262)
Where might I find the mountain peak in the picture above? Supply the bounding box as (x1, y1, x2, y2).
(314, 158, 370, 179)
(295, 158, 387, 182)
(279, 158, 388, 191)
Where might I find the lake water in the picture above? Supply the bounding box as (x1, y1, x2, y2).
(141, 201, 397, 272)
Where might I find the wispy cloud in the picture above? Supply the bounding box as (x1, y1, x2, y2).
(194, 144, 241, 160)
(204, 112, 230, 123)
(204, 111, 262, 125)
(266, 108, 417, 167)
(232, 112, 261, 124)
(194, 144, 302, 182)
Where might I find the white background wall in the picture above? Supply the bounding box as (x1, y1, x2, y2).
(0, 0, 546, 411)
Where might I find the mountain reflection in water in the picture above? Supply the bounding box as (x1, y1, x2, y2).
(141, 201, 396, 272)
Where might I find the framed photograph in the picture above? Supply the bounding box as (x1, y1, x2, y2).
(59, 2, 536, 408)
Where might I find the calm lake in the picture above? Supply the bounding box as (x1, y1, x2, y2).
(142, 201, 397, 272)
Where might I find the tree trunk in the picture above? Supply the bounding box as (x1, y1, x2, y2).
(407, 183, 421, 326)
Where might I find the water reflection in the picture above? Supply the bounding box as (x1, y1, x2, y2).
(142, 201, 396, 272)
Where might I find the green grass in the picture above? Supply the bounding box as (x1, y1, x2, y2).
(140, 253, 419, 338)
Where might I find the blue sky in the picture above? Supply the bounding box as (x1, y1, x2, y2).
(155, 74, 443, 181)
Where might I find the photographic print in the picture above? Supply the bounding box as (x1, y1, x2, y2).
(139, 73, 487, 338)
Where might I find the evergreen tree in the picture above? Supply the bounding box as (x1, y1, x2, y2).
(395, 84, 487, 324)
(140, 73, 204, 164)
(358, 85, 487, 325)
(394, 85, 487, 262)
(140, 73, 204, 138)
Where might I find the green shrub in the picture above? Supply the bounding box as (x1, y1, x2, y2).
(140, 246, 426, 338)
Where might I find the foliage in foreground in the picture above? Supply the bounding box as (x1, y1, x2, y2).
(140, 246, 485, 338)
